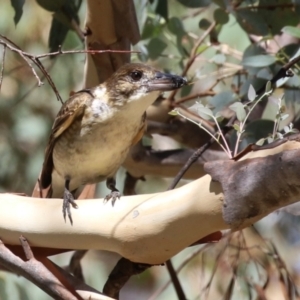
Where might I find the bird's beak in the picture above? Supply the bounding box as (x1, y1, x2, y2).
(147, 72, 187, 92)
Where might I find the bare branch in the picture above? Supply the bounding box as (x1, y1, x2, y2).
(0, 238, 79, 300)
(103, 258, 150, 299)
(0, 44, 6, 93)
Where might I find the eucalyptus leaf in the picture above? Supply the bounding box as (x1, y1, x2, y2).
(168, 17, 185, 37)
(233, 123, 240, 132)
(256, 138, 265, 146)
(280, 114, 289, 121)
(36, 0, 66, 12)
(10, 0, 25, 25)
(242, 55, 276, 68)
(212, 53, 226, 65)
(147, 38, 167, 59)
(256, 68, 273, 80)
(209, 91, 235, 112)
(265, 81, 272, 94)
(213, 8, 229, 25)
(176, 0, 210, 8)
(48, 16, 69, 53)
(282, 26, 300, 39)
(247, 84, 256, 101)
(155, 0, 168, 21)
(235, 10, 269, 36)
(229, 102, 246, 122)
(169, 110, 178, 116)
(192, 103, 213, 120)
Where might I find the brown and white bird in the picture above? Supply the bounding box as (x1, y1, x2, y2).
(40, 63, 187, 224)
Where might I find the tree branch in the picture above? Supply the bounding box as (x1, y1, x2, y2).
(2, 140, 300, 266)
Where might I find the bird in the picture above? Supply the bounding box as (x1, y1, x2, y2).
(40, 63, 187, 224)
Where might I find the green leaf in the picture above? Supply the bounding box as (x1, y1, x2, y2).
(199, 18, 211, 30)
(242, 55, 276, 68)
(212, 53, 226, 65)
(169, 110, 178, 116)
(280, 114, 289, 121)
(235, 10, 269, 36)
(147, 38, 167, 59)
(229, 102, 246, 122)
(209, 91, 235, 112)
(282, 26, 300, 39)
(141, 17, 164, 40)
(215, 111, 224, 122)
(10, 0, 25, 25)
(36, 0, 66, 12)
(213, 8, 229, 25)
(283, 126, 290, 133)
(233, 123, 240, 132)
(256, 138, 265, 146)
(155, 0, 168, 21)
(247, 84, 256, 101)
(265, 81, 272, 94)
(168, 17, 185, 37)
(176, 0, 210, 8)
(48, 17, 69, 53)
(256, 68, 273, 80)
(191, 103, 213, 120)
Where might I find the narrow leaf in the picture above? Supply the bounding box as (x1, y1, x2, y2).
(242, 55, 276, 68)
(265, 81, 272, 94)
(169, 110, 178, 116)
(233, 124, 240, 132)
(197, 106, 213, 120)
(282, 26, 300, 39)
(247, 84, 256, 101)
(256, 138, 265, 146)
(155, 0, 168, 21)
(176, 0, 210, 8)
(229, 102, 246, 122)
(10, 0, 25, 25)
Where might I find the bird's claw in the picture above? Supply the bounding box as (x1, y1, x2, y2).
(104, 191, 121, 206)
(63, 188, 78, 225)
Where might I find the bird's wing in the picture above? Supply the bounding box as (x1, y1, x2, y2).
(40, 90, 94, 189)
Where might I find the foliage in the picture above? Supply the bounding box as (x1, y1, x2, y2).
(1, 0, 300, 299)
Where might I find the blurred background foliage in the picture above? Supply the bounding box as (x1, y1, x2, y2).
(1, 0, 300, 299)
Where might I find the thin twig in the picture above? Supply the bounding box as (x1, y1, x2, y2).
(167, 21, 217, 103)
(0, 44, 6, 93)
(149, 246, 208, 300)
(0, 34, 138, 104)
(175, 91, 216, 104)
(165, 260, 186, 300)
(0, 238, 80, 300)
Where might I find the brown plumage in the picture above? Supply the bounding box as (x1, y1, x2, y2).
(39, 63, 187, 224)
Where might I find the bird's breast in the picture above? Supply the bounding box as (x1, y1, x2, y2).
(52, 104, 142, 190)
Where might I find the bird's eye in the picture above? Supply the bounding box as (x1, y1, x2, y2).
(130, 71, 143, 81)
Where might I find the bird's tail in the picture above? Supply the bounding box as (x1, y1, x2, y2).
(31, 176, 52, 198)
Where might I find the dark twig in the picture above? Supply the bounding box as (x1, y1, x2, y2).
(19, 235, 34, 260)
(165, 260, 187, 300)
(162, 23, 218, 299)
(0, 238, 79, 300)
(168, 53, 300, 190)
(0, 44, 6, 93)
(167, 21, 217, 104)
(0, 34, 138, 104)
(256, 54, 300, 96)
(103, 257, 151, 299)
(68, 250, 87, 281)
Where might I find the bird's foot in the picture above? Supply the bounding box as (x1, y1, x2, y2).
(63, 188, 78, 225)
(104, 190, 121, 206)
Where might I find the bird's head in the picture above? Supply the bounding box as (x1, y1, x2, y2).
(105, 63, 187, 106)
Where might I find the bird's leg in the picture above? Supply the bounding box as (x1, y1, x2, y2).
(63, 179, 78, 225)
(104, 177, 121, 206)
